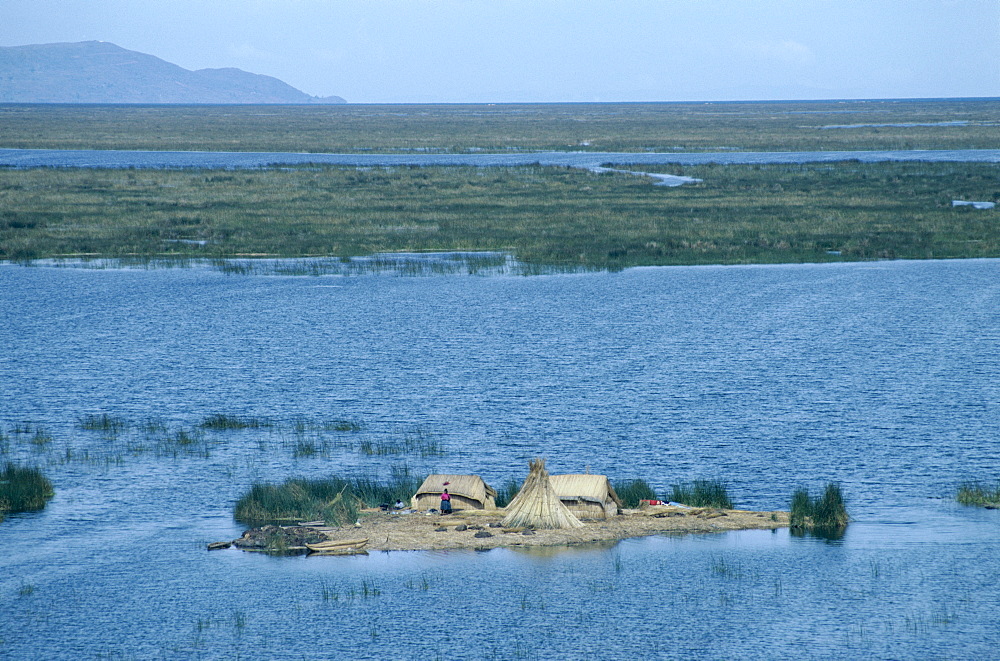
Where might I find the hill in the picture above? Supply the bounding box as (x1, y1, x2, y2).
(0, 41, 345, 104)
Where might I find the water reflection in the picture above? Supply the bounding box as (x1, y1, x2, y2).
(3, 147, 1000, 169)
(506, 540, 621, 559)
(789, 525, 847, 543)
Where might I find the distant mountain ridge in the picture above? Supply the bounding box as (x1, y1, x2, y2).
(0, 41, 345, 104)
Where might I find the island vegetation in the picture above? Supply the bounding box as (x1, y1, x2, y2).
(234, 473, 690, 526)
(226, 470, 786, 554)
(234, 473, 421, 526)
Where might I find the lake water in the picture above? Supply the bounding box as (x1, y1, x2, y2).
(1, 259, 999, 659)
(3, 147, 1000, 169)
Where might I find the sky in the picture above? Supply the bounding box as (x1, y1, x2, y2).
(2, 0, 999, 103)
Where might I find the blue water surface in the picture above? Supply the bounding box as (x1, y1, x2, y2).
(3, 147, 1000, 169)
(1, 259, 998, 659)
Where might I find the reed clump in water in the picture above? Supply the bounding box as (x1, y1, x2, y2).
(956, 480, 1000, 508)
(0, 462, 54, 522)
(78, 413, 128, 434)
(199, 414, 273, 430)
(357, 432, 443, 457)
(668, 479, 733, 509)
(790, 482, 849, 529)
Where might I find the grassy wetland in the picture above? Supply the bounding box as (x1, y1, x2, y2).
(1, 160, 998, 269)
(2, 100, 1000, 153)
(2, 99, 999, 270)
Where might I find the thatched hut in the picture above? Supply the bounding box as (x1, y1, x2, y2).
(550, 474, 623, 519)
(501, 459, 584, 529)
(411, 474, 497, 511)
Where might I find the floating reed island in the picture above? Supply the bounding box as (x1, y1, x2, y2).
(217, 459, 790, 555)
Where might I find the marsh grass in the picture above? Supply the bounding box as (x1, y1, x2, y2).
(956, 480, 1000, 508)
(29, 429, 52, 447)
(612, 478, 657, 508)
(8, 414, 375, 469)
(404, 576, 431, 591)
(218, 253, 512, 277)
(292, 438, 320, 458)
(330, 419, 363, 432)
(9, 424, 54, 450)
(231, 609, 247, 632)
(120, 426, 212, 459)
(518, 592, 545, 611)
(139, 418, 169, 434)
(495, 478, 522, 508)
(710, 555, 748, 580)
(235, 478, 356, 526)
(4, 101, 998, 153)
(320, 583, 339, 602)
(292, 417, 364, 433)
(317, 580, 385, 605)
(790, 483, 849, 529)
(4, 160, 999, 270)
(904, 607, 957, 634)
(0, 462, 54, 518)
(357, 430, 442, 457)
(199, 414, 273, 430)
(284, 432, 351, 459)
(78, 414, 128, 434)
(667, 479, 733, 509)
(349, 466, 422, 507)
(233, 468, 421, 525)
(357, 580, 380, 598)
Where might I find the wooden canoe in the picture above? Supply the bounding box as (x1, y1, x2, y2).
(306, 538, 368, 552)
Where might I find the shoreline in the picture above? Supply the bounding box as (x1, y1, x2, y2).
(223, 506, 790, 554)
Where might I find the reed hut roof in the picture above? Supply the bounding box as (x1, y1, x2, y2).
(501, 458, 584, 530)
(550, 474, 623, 507)
(414, 474, 497, 504)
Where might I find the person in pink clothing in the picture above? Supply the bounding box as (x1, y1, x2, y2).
(440, 488, 452, 515)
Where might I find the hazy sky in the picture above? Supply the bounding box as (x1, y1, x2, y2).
(3, 0, 998, 103)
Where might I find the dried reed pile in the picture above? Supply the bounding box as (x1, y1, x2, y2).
(501, 458, 583, 529)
